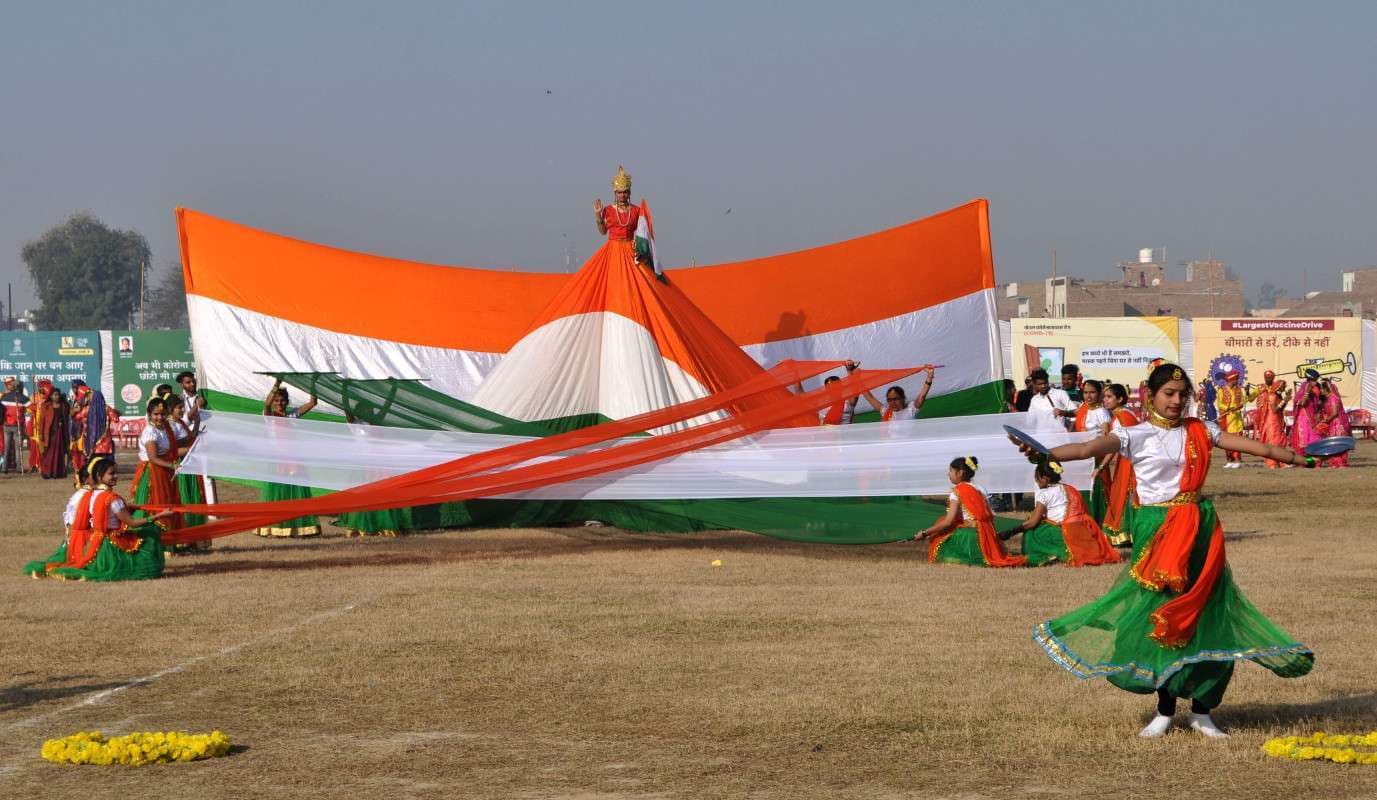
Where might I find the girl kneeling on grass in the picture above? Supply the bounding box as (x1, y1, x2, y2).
(914, 456, 1027, 568)
(24, 456, 172, 581)
(1009, 459, 1121, 567)
(1020, 362, 1318, 739)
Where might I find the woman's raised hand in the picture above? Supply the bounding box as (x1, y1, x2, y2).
(593, 198, 603, 214)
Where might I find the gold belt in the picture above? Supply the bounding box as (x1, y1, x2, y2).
(1140, 491, 1201, 507)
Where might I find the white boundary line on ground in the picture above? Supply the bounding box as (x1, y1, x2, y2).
(0, 597, 370, 739)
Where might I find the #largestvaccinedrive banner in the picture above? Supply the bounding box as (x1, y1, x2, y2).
(112, 330, 196, 417)
(1191, 318, 1362, 393)
(1010, 317, 1180, 386)
(0, 331, 102, 389)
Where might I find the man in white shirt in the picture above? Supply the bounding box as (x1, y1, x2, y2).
(1026, 368, 1077, 432)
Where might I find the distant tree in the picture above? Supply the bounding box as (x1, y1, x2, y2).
(21, 213, 150, 329)
(1257, 282, 1285, 310)
(144, 260, 189, 329)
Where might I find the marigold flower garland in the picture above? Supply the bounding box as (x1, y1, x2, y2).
(41, 730, 231, 766)
(1261, 732, 1377, 765)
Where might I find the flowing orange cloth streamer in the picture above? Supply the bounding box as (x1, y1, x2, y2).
(1129, 419, 1225, 648)
(928, 482, 1028, 567)
(159, 362, 923, 545)
(1056, 483, 1122, 567)
(158, 359, 841, 520)
(1101, 409, 1139, 535)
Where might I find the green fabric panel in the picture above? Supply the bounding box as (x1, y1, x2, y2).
(848, 380, 1006, 423)
(917, 380, 1006, 419)
(1034, 500, 1313, 699)
(201, 387, 346, 422)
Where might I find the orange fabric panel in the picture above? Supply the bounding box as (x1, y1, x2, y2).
(673, 200, 994, 344)
(176, 208, 567, 352)
(177, 199, 993, 351)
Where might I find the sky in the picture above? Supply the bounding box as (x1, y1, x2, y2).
(2, 1, 1374, 314)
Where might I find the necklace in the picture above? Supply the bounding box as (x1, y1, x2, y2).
(612, 203, 632, 226)
(1146, 409, 1186, 465)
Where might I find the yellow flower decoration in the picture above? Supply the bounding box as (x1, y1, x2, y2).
(40, 730, 231, 766)
(1260, 731, 1377, 765)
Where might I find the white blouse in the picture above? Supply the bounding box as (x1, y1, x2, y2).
(64, 487, 90, 526)
(1035, 484, 1069, 524)
(1113, 421, 1221, 505)
(88, 488, 126, 530)
(138, 424, 170, 461)
(172, 420, 192, 444)
(1083, 406, 1111, 433)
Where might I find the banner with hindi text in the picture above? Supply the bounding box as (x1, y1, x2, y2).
(1010, 317, 1180, 386)
(0, 331, 102, 390)
(1190, 318, 1362, 394)
(111, 330, 197, 416)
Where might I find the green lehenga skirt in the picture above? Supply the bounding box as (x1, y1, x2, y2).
(1020, 523, 1069, 567)
(257, 482, 320, 537)
(1033, 500, 1313, 706)
(1086, 476, 1108, 526)
(23, 526, 164, 582)
(336, 506, 412, 537)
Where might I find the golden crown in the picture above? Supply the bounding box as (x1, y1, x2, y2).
(612, 165, 632, 191)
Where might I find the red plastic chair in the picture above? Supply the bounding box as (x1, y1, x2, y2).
(116, 418, 147, 449)
(1349, 409, 1374, 441)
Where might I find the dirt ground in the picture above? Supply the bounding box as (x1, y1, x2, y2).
(1, 445, 1375, 799)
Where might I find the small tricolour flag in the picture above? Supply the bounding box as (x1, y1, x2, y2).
(634, 200, 661, 276)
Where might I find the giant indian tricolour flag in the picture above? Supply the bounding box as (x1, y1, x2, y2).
(177, 199, 1006, 422)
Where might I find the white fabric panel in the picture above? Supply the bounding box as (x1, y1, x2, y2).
(999, 319, 1012, 379)
(99, 329, 115, 401)
(190, 289, 1002, 419)
(181, 410, 1095, 497)
(469, 312, 722, 431)
(1363, 319, 1376, 413)
(187, 295, 502, 410)
(743, 289, 1003, 399)
(1177, 318, 1193, 376)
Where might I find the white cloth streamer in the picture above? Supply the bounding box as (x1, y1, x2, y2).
(179, 411, 1097, 498)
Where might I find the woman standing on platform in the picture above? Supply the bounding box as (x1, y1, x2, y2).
(258, 378, 320, 537)
(1019, 363, 1319, 739)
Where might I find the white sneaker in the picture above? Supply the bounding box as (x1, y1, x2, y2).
(1138, 714, 1174, 738)
(1189, 713, 1229, 738)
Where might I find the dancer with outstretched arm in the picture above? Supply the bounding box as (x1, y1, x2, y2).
(1013, 363, 1326, 739)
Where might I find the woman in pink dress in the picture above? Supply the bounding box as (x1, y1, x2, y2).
(1290, 373, 1323, 453)
(1317, 379, 1351, 468)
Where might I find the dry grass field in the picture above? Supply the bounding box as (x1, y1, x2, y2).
(1, 446, 1375, 799)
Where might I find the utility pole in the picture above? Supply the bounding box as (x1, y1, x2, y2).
(138, 260, 147, 330)
(6, 283, 11, 331)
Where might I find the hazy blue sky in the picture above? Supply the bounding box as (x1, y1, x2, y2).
(2, 1, 1374, 314)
